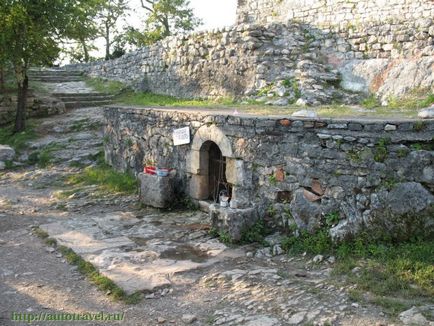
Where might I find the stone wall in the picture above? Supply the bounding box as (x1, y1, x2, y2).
(66, 11, 434, 104)
(68, 23, 357, 105)
(104, 106, 434, 240)
(237, 0, 434, 59)
(0, 91, 65, 126)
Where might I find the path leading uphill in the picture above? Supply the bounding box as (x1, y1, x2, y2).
(0, 70, 418, 326)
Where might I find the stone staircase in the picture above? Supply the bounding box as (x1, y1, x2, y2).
(29, 68, 115, 109)
(52, 92, 114, 109)
(28, 69, 84, 83)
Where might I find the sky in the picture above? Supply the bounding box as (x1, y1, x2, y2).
(126, 0, 237, 31)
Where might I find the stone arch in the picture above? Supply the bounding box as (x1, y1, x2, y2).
(191, 124, 234, 157)
(188, 125, 235, 200)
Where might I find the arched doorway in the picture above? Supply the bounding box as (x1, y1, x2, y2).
(206, 141, 231, 202)
(188, 124, 237, 202)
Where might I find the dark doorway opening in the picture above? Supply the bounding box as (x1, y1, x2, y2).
(208, 142, 232, 202)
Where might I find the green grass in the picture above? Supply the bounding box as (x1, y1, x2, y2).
(27, 142, 63, 168)
(85, 77, 128, 95)
(0, 122, 37, 153)
(281, 229, 434, 315)
(117, 90, 236, 107)
(68, 162, 138, 195)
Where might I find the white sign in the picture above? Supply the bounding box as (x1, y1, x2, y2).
(173, 127, 191, 146)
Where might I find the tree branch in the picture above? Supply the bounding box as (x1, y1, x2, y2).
(140, 0, 154, 13)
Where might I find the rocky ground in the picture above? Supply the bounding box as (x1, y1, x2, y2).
(0, 81, 432, 326)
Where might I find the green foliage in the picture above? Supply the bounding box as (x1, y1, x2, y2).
(240, 219, 270, 245)
(347, 149, 362, 163)
(33, 227, 49, 239)
(97, 0, 129, 60)
(117, 90, 235, 107)
(28, 143, 63, 168)
(374, 138, 390, 162)
(361, 95, 380, 109)
(325, 212, 340, 227)
(64, 0, 103, 63)
(209, 228, 232, 245)
(281, 225, 434, 310)
(127, 0, 202, 47)
(68, 163, 138, 194)
(85, 77, 126, 95)
(268, 174, 277, 185)
(413, 121, 427, 132)
(281, 229, 333, 255)
(0, 123, 36, 152)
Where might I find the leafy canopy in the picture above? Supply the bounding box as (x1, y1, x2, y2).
(126, 0, 202, 46)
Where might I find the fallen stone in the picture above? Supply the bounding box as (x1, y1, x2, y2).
(327, 256, 336, 264)
(418, 107, 434, 119)
(399, 307, 429, 325)
(295, 98, 308, 107)
(287, 311, 306, 324)
(292, 110, 317, 118)
(157, 317, 167, 324)
(0, 145, 15, 161)
(313, 255, 324, 263)
(0, 161, 5, 170)
(181, 314, 197, 324)
(271, 98, 289, 106)
(303, 189, 321, 202)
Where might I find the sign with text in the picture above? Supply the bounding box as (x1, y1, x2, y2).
(173, 127, 191, 146)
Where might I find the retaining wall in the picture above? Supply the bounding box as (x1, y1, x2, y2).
(104, 106, 434, 240)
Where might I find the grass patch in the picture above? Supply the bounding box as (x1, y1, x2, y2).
(85, 77, 127, 95)
(33, 227, 49, 239)
(281, 229, 434, 315)
(68, 162, 138, 195)
(0, 122, 37, 152)
(240, 219, 270, 245)
(117, 90, 236, 107)
(58, 246, 141, 304)
(27, 142, 63, 168)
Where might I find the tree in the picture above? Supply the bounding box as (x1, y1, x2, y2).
(65, 0, 104, 63)
(0, 0, 75, 132)
(129, 0, 202, 46)
(97, 0, 129, 60)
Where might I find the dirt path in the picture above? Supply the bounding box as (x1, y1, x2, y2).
(0, 84, 400, 326)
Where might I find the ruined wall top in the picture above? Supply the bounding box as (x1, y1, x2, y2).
(236, 0, 434, 29)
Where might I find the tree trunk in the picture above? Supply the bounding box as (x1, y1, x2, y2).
(162, 15, 170, 37)
(105, 23, 110, 60)
(0, 66, 4, 92)
(80, 37, 90, 63)
(14, 74, 28, 133)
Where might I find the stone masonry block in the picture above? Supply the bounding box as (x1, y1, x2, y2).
(139, 173, 175, 208)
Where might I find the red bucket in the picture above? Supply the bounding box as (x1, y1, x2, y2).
(144, 166, 156, 175)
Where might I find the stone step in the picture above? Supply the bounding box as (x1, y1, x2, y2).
(64, 100, 113, 109)
(52, 92, 106, 97)
(28, 70, 83, 77)
(30, 76, 84, 82)
(55, 95, 114, 102)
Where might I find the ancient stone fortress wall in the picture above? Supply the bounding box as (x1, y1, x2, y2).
(69, 23, 354, 105)
(104, 106, 434, 240)
(67, 0, 434, 105)
(237, 0, 434, 59)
